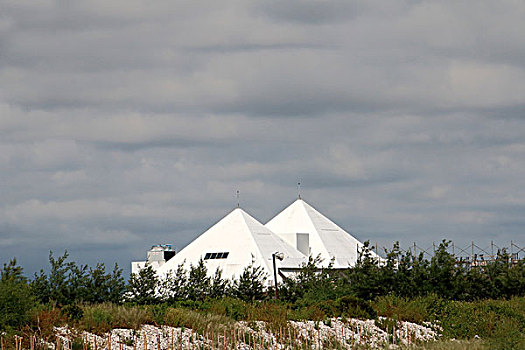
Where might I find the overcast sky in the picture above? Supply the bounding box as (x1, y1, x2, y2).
(1, 0, 524, 276)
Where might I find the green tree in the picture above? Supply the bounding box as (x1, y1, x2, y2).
(67, 262, 90, 303)
(347, 241, 384, 300)
(186, 259, 210, 301)
(127, 264, 159, 304)
(429, 240, 458, 299)
(31, 268, 50, 304)
(31, 251, 126, 305)
(159, 263, 188, 302)
(0, 259, 35, 330)
(233, 263, 267, 302)
(281, 255, 342, 304)
(47, 251, 73, 305)
(392, 246, 430, 298)
(87, 263, 126, 304)
(209, 267, 230, 299)
(106, 263, 126, 303)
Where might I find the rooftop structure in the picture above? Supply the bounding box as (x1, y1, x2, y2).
(266, 199, 381, 268)
(154, 207, 307, 286)
(132, 198, 380, 284)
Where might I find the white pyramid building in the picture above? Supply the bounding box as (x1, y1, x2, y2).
(265, 199, 380, 268)
(155, 207, 307, 285)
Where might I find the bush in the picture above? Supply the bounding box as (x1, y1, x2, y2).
(207, 297, 248, 320)
(232, 263, 267, 302)
(30, 305, 67, 338)
(81, 304, 113, 333)
(290, 305, 326, 321)
(62, 304, 84, 321)
(81, 303, 152, 333)
(335, 296, 376, 319)
(30, 251, 125, 306)
(0, 259, 36, 331)
(127, 265, 159, 304)
(438, 298, 525, 343)
(374, 294, 444, 324)
(246, 302, 288, 329)
(374, 295, 525, 348)
(163, 308, 233, 334)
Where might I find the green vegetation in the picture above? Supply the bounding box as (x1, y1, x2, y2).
(0, 259, 36, 331)
(31, 251, 126, 306)
(0, 241, 524, 348)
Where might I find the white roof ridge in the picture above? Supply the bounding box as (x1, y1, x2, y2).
(235, 208, 269, 269)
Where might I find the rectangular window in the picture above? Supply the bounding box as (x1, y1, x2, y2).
(204, 252, 230, 260)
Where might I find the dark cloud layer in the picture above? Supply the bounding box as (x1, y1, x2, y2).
(1, 0, 524, 276)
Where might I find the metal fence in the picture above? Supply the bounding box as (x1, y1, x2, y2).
(372, 241, 524, 267)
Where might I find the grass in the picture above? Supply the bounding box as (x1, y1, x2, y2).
(80, 303, 152, 333)
(399, 339, 487, 350)
(12, 296, 525, 349)
(163, 307, 234, 334)
(375, 295, 525, 350)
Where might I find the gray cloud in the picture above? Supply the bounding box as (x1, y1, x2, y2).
(0, 0, 524, 276)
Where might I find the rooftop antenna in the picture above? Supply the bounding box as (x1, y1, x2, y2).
(236, 190, 240, 208)
(297, 181, 301, 199)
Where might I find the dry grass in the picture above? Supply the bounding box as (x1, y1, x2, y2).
(163, 307, 234, 334)
(81, 303, 152, 333)
(399, 339, 487, 350)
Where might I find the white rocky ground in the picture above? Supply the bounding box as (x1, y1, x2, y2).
(51, 318, 440, 349)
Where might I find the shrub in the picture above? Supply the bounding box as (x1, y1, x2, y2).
(246, 302, 288, 329)
(290, 305, 326, 321)
(0, 259, 36, 331)
(438, 298, 525, 343)
(313, 300, 337, 318)
(127, 265, 159, 305)
(81, 304, 113, 333)
(30, 305, 67, 338)
(163, 308, 233, 334)
(31, 251, 125, 306)
(186, 259, 211, 301)
(232, 263, 267, 302)
(374, 294, 443, 324)
(62, 304, 84, 321)
(208, 297, 247, 320)
(335, 296, 376, 319)
(81, 303, 152, 332)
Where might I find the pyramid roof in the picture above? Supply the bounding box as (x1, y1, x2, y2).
(156, 207, 306, 283)
(265, 199, 379, 268)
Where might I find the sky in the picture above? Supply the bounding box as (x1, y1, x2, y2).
(1, 0, 524, 277)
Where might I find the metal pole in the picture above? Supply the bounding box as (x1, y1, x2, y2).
(272, 253, 279, 300)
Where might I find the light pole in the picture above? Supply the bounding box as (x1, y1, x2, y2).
(272, 252, 284, 299)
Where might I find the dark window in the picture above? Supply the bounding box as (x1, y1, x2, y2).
(204, 252, 230, 259)
(164, 251, 176, 261)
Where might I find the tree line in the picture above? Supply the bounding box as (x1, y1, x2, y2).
(1, 240, 524, 331)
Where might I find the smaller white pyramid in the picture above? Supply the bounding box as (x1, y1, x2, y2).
(156, 207, 307, 284)
(265, 199, 380, 268)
